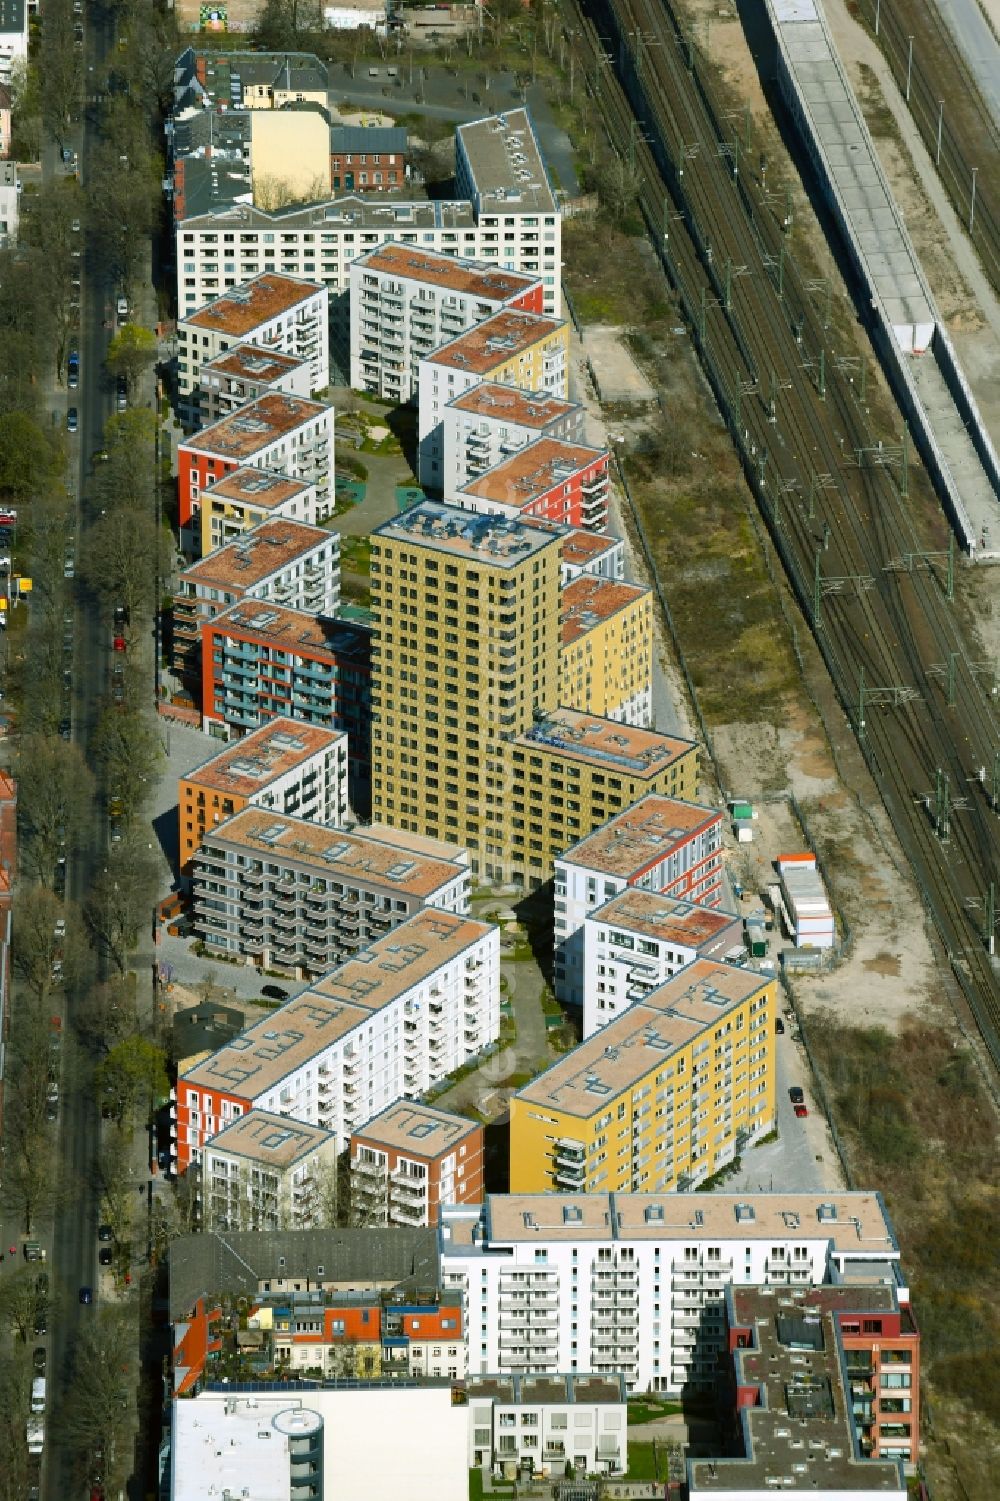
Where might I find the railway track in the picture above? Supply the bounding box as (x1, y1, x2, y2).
(573, 0, 1000, 1068)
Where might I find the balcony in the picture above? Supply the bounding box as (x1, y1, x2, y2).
(353, 1157, 387, 1180)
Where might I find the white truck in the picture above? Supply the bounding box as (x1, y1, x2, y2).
(26, 1415, 44, 1454)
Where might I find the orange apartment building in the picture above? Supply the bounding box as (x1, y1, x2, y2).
(350, 1101, 484, 1228)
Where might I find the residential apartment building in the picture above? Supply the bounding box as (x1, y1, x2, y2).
(190, 806, 472, 980)
(330, 124, 408, 192)
(200, 343, 313, 426)
(534, 525, 625, 585)
(417, 310, 569, 488)
(176, 273, 328, 424)
(192, 467, 318, 559)
(178, 718, 349, 878)
(442, 384, 584, 503)
(173, 47, 330, 117)
(582, 889, 743, 1037)
(175, 904, 496, 1170)
(439, 1190, 908, 1393)
(177, 393, 334, 550)
(351, 1102, 484, 1228)
(559, 577, 653, 727)
(455, 438, 610, 533)
(370, 503, 562, 863)
(467, 1373, 627, 1475)
(172, 517, 339, 690)
(200, 1110, 339, 1232)
(175, 107, 561, 323)
(455, 108, 560, 306)
(554, 794, 724, 1007)
(350, 243, 542, 402)
(502, 713, 701, 890)
(256, 1293, 466, 1380)
(509, 959, 776, 1195)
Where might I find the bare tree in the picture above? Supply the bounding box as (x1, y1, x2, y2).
(85, 836, 160, 977)
(81, 508, 161, 627)
(63, 1308, 138, 1498)
(15, 735, 95, 884)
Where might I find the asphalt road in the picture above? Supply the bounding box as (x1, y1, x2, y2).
(43, 6, 116, 1498)
(936, 0, 1000, 118)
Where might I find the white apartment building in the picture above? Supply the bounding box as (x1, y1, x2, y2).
(0, 0, 27, 84)
(441, 384, 584, 503)
(349, 243, 543, 402)
(177, 273, 329, 423)
(439, 1191, 907, 1394)
(554, 796, 725, 1008)
(175, 906, 498, 1172)
(200, 1110, 339, 1232)
(178, 393, 335, 548)
(526, 525, 626, 586)
(190, 809, 471, 983)
(417, 310, 569, 487)
(466, 1373, 628, 1475)
(201, 343, 314, 425)
(582, 889, 744, 1038)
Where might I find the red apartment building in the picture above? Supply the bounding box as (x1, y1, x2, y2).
(330, 126, 408, 191)
(456, 437, 610, 532)
(350, 1101, 484, 1228)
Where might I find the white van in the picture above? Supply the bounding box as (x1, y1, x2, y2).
(31, 1377, 46, 1412)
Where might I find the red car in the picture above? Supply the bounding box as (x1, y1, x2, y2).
(794, 1103, 809, 1118)
(113, 634, 126, 653)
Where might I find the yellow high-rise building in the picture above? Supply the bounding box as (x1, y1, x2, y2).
(509, 959, 777, 1194)
(370, 502, 562, 857)
(559, 576, 654, 726)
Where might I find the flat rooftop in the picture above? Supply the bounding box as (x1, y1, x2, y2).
(427, 309, 565, 376)
(181, 193, 478, 235)
(208, 601, 338, 657)
(449, 382, 578, 428)
(306, 909, 494, 1013)
(203, 806, 467, 899)
(515, 959, 771, 1116)
(465, 1373, 625, 1406)
(356, 242, 537, 301)
(181, 518, 332, 591)
(182, 272, 325, 337)
(462, 438, 606, 510)
(590, 888, 742, 954)
(182, 393, 328, 460)
(525, 524, 623, 573)
(462, 1190, 899, 1251)
(199, 465, 313, 510)
(457, 108, 557, 215)
(353, 1100, 482, 1156)
(205, 1109, 335, 1168)
(768, 0, 932, 341)
(560, 576, 647, 647)
(560, 794, 721, 878)
(690, 1283, 905, 1495)
(517, 711, 698, 780)
(202, 342, 308, 385)
(183, 718, 344, 797)
(373, 500, 560, 568)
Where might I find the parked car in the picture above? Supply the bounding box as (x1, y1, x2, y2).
(66, 408, 78, 433)
(115, 376, 127, 413)
(68, 350, 79, 389)
(32, 1347, 46, 1374)
(59, 718, 71, 741)
(97, 1224, 113, 1242)
(79, 1287, 93, 1305)
(793, 1103, 809, 1119)
(261, 984, 289, 1001)
(116, 295, 128, 319)
(775, 1017, 785, 1034)
(788, 1086, 805, 1104)
(98, 1248, 113, 1267)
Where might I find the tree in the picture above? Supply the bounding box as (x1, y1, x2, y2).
(38, 0, 83, 141)
(94, 1035, 168, 1130)
(63, 1309, 138, 1498)
(0, 412, 63, 508)
(105, 323, 158, 400)
(80, 508, 161, 626)
(0, 1348, 32, 1501)
(15, 735, 95, 884)
(75, 976, 140, 1054)
(85, 838, 160, 977)
(253, 0, 324, 51)
(96, 1126, 140, 1250)
(0, 1268, 43, 1345)
(11, 884, 62, 1004)
(92, 705, 164, 824)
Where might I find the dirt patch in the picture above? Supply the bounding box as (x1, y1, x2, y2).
(862, 950, 901, 976)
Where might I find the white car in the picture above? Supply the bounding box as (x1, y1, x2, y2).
(0, 555, 10, 570)
(116, 295, 128, 319)
(54, 918, 66, 939)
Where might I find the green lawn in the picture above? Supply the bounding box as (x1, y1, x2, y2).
(628, 1399, 683, 1423)
(623, 1441, 658, 1480)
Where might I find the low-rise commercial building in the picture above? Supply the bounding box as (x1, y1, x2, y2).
(442, 383, 584, 503)
(191, 808, 471, 980)
(418, 309, 569, 487)
(559, 576, 653, 727)
(200, 343, 313, 427)
(330, 124, 408, 192)
(467, 1373, 627, 1475)
(193, 466, 319, 559)
(172, 516, 339, 690)
(178, 719, 349, 878)
(200, 1110, 339, 1232)
(177, 393, 334, 549)
(582, 889, 743, 1037)
(694, 1281, 919, 1495)
(509, 959, 776, 1196)
(176, 903, 496, 1170)
(554, 794, 723, 1007)
(350, 242, 542, 402)
(439, 1190, 909, 1394)
(351, 1102, 484, 1228)
(177, 273, 328, 424)
(455, 438, 610, 532)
